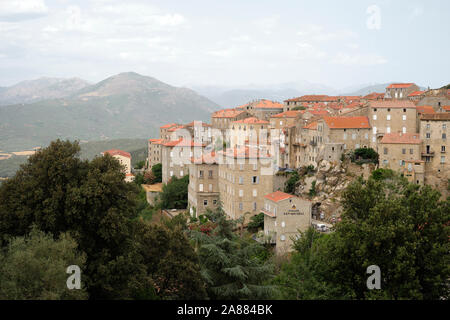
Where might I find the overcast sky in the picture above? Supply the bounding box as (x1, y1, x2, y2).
(0, 0, 448, 90)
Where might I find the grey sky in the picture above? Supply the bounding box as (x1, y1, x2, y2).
(0, 0, 448, 90)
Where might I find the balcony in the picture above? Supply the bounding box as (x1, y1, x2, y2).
(421, 151, 435, 157)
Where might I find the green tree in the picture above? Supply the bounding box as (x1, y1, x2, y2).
(247, 213, 264, 233)
(151, 163, 162, 183)
(325, 177, 450, 299)
(134, 160, 145, 170)
(0, 227, 88, 300)
(284, 171, 299, 194)
(189, 206, 275, 299)
(160, 175, 189, 209)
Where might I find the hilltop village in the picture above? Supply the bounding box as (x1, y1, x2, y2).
(111, 83, 450, 255)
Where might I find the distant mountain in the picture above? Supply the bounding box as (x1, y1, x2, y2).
(0, 77, 91, 106)
(193, 82, 336, 108)
(0, 72, 220, 151)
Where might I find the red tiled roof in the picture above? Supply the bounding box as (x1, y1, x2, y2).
(184, 121, 212, 127)
(212, 108, 246, 118)
(160, 123, 178, 129)
(408, 90, 425, 97)
(363, 92, 385, 100)
(149, 138, 163, 145)
(167, 125, 185, 132)
(191, 151, 218, 164)
(271, 110, 301, 118)
(264, 191, 295, 203)
(380, 133, 421, 145)
(162, 139, 205, 147)
(303, 121, 318, 130)
(386, 83, 416, 89)
(369, 100, 416, 109)
(285, 95, 339, 103)
(103, 149, 131, 158)
(416, 106, 435, 115)
(323, 116, 370, 129)
(237, 99, 284, 109)
(233, 117, 269, 124)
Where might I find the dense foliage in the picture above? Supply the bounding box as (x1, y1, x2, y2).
(351, 147, 379, 164)
(160, 175, 189, 209)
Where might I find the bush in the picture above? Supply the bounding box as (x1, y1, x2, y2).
(371, 168, 395, 181)
(151, 163, 162, 183)
(160, 175, 189, 209)
(351, 148, 379, 163)
(247, 213, 264, 233)
(284, 171, 300, 194)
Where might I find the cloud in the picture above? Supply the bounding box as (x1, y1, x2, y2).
(409, 5, 424, 20)
(0, 0, 48, 21)
(254, 15, 280, 35)
(296, 42, 326, 60)
(297, 24, 357, 42)
(332, 52, 388, 66)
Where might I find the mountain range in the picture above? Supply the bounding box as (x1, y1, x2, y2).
(0, 72, 219, 151)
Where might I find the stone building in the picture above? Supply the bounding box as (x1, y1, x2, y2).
(385, 83, 420, 99)
(159, 123, 179, 141)
(269, 110, 301, 129)
(236, 99, 284, 121)
(161, 139, 205, 184)
(218, 146, 275, 222)
(318, 116, 371, 151)
(284, 95, 339, 111)
(188, 152, 220, 217)
(227, 117, 270, 149)
(102, 149, 134, 182)
(379, 133, 424, 185)
(419, 113, 450, 181)
(211, 108, 249, 138)
(147, 138, 163, 169)
(261, 191, 312, 255)
(368, 100, 418, 147)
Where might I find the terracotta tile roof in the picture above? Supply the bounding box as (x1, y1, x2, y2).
(271, 110, 301, 118)
(237, 99, 284, 109)
(191, 151, 218, 164)
(420, 113, 450, 121)
(126, 173, 135, 177)
(212, 108, 246, 118)
(220, 146, 271, 159)
(184, 121, 212, 127)
(303, 121, 318, 130)
(264, 191, 296, 203)
(443, 106, 450, 112)
(285, 95, 339, 103)
(160, 123, 178, 129)
(162, 139, 205, 147)
(167, 125, 185, 132)
(148, 138, 163, 145)
(386, 83, 416, 89)
(323, 116, 370, 129)
(369, 100, 416, 109)
(408, 90, 425, 97)
(380, 133, 421, 144)
(103, 149, 131, 158)
(233, 117, 269, 124)
(416, 106, 435, 114)
(363, 92, 385, 100)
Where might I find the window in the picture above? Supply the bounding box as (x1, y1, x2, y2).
(365, 133, 368, 139)
(253, 202, 257, 211)
(281, 221, 285, 228)
(426, 124, 430, 130)
(387, 127, 391, 133)
(199, 184, 203, 192)
(373, 115, 377, 120)
(252, 176, 259, 184)
(343, 133, 347, 140)
(280, 121, 283, 126)
(169, 171, 173, 177)
(441, 156, 445, 164)
(199, 170, 204, 178)
(410, 149, 414, 154)
(402, 115, 407, 121)
(387, 115, 391, 121)
(356, 144, 360, 149)
(352, 133, 356, 140)
(239, 176, 243, 184)
(402, 127, 406, 134)
(426, 133, 431, 139)
(443, 124, 447, 130)
(180, 170, 183, 176)
(402, 148, 406, 155)
(253, 163, 258, 170)
(239, 164, 244, 170)
(384, 148, 388, 155)
(239, 189, 243, 197)
(253, 189, 257, 197)
(443, 133, 447, 140)
(239, 203, 243, 210)
(280, 235, 286, 241)
(209, 184, 212, 192)
(373, 127, 377, 134)
(442, 146, 446, 152)
(203, 199, 208, 206)
(213, 199, 217, 205)
(208, 170, 213, 178)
